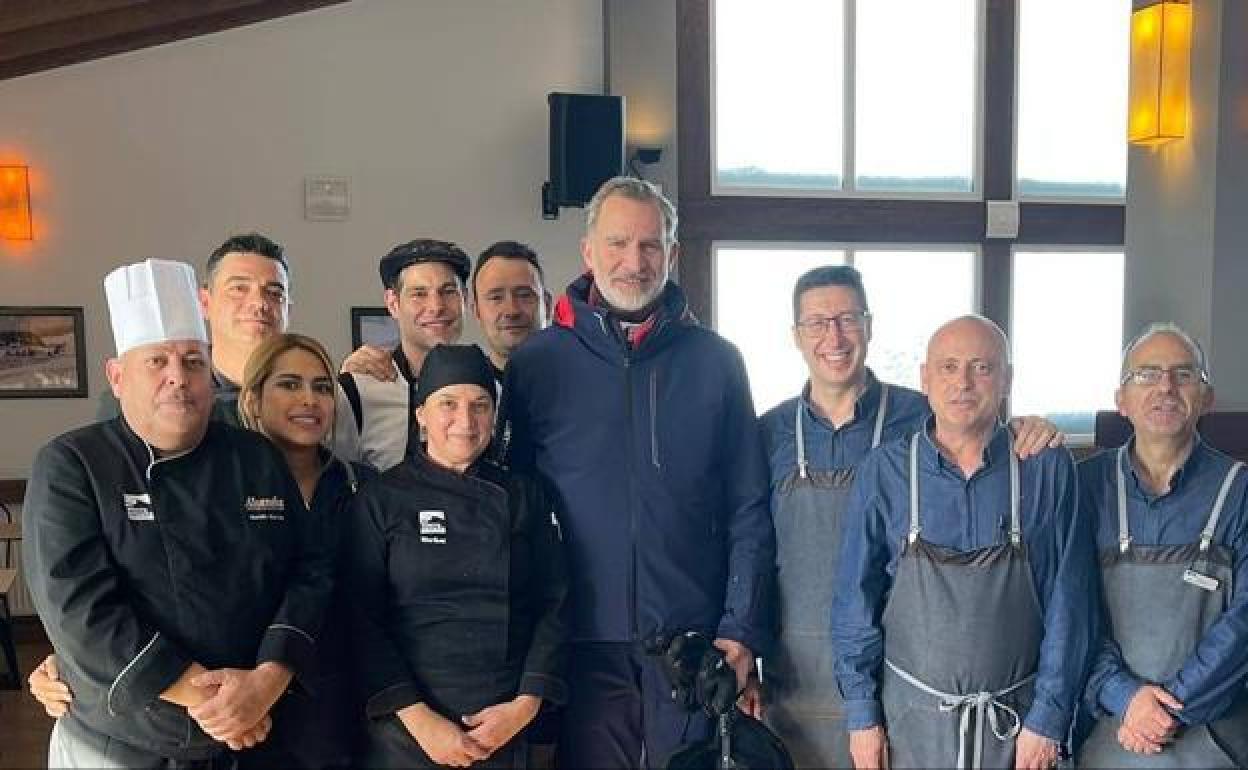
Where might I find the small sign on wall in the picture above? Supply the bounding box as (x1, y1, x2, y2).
(305, 176, 349, 221)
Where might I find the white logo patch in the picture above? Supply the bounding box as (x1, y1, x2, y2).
(245, 495, 286, 521)
(419, 510, 446, 544)
(124, 493, 153, 522)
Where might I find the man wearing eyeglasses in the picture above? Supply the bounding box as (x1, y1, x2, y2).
(760, 269, 1060, 768)
(831, 315, 1095, 770)
(1076, 323, 1248, 768)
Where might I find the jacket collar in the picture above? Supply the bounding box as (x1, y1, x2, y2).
(553, 273, 695, 360)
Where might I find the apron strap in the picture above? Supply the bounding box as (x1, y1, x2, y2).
(885, 659, 1033, 770)
(797, 381, 889, 478)
(908, 433, 921, 544)
(1008, 445, 1021, 547)
(871, 384, 890, 449)
(794, 403, 808, 479)
(1116, 445, 1131, 553)
(1201, 460, 1244, 552)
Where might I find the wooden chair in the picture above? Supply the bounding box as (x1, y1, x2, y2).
(0, 479, 23, 689)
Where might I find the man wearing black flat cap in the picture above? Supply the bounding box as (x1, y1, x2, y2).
(336, 239, 471, 471)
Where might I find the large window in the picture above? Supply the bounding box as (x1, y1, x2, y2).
(716, 245, 976, 413)
(1011, 249, 1125, 436)
(855, 0, 978, 194)
(1016, 0, 1130, 198)
(714, 0, 979, 195)
(714, 0, 845, 191)
(684, 0, 1128, 437)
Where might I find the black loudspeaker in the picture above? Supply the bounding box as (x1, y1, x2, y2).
(544, 93, 625, 218)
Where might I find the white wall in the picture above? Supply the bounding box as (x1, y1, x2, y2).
(608, 0, 679, 197)
(1125, 0, 1248, 407)
(0, 0, 604, 477)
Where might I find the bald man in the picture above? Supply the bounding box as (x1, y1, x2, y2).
(831, 316, 1097, 769)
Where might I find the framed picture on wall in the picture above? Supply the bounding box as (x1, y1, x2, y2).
(351, 307, 399, 351)
(0, 306, 88, 398)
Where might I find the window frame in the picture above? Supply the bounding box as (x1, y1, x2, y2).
(677, 0, 1126, 347)
(1008, 243, 1126, 444)
(708, 0, 988, 201)
(711, 241, 983, 330)
(1011, 0, 1129, 205)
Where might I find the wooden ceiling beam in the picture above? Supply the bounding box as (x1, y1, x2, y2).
(0, 0, 348, 80)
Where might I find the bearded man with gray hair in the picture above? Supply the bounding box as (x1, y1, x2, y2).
(499, 177, 775, 768)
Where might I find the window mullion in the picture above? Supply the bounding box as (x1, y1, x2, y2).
(843, 0, 856, 193)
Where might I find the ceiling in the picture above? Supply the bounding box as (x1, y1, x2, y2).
(0, 0, 349, 80)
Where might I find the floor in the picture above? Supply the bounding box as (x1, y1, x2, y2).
(0, 618, 53, 770)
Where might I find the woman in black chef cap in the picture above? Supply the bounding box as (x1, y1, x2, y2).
(343, 343, 569, 769)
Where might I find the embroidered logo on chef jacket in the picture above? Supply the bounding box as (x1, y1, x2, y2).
(244, 496, 286, 521)
(419, 510, 447, 544)
(124, 493, 154, 521)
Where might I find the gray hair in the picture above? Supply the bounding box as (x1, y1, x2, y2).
(1120, 322, 1210, 382)
(585, 176, 678, 246)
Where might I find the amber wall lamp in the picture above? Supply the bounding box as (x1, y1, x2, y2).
(0, 165, 33, 240)
(1128, 0, 1192, 145)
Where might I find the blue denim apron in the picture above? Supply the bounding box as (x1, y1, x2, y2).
(879, 433, 1043, 769)
(1078, 447, 1247, 768)
(766, 386, 888, 769)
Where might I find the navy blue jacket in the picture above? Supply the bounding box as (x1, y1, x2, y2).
(500, 275, 775, 654)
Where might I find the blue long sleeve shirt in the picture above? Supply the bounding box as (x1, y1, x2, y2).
(1080, 440, 1248, 726)
(759, 371, 929, 493)
(830, 421, 1097, 742)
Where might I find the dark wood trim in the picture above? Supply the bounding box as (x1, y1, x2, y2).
(0, 0, 151, 37)
(0, 0, 349, 81)
(982, 0, 1017, 201)
(676, 0, 1125, 329)
(676, 0, 712, 202)
(679, 238, 713, 325)
(680, 198, 983, 243)
(10, 615, 50, 644)
(0, 480, 25, 505)
(981, 240, 1013, 332)
(1019, 203, 1126, 243)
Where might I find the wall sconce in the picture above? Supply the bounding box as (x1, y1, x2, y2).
(628, 147, 663, 179)
(0, 166, 33, 240)
(1128, 1, 1192, 145)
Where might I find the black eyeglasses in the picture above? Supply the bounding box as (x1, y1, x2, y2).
(795, 311, 870, 339)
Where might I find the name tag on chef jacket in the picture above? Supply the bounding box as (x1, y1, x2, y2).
(1183, 568, 1220, 592)
(124, 493, 154, 521)
(244, 495, 286, 521)
(420, 510, 447, 544)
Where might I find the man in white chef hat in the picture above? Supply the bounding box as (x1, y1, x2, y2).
(24, 259, 332, 769)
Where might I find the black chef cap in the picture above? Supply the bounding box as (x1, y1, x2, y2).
(379, 239, 471, 289)
(413, 344, 496, 407)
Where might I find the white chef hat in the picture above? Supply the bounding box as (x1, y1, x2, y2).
(104, 259, 208, 355)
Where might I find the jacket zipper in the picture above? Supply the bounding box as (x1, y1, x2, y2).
(649, 369, 661, 470)
(624, 352, 639, 639)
